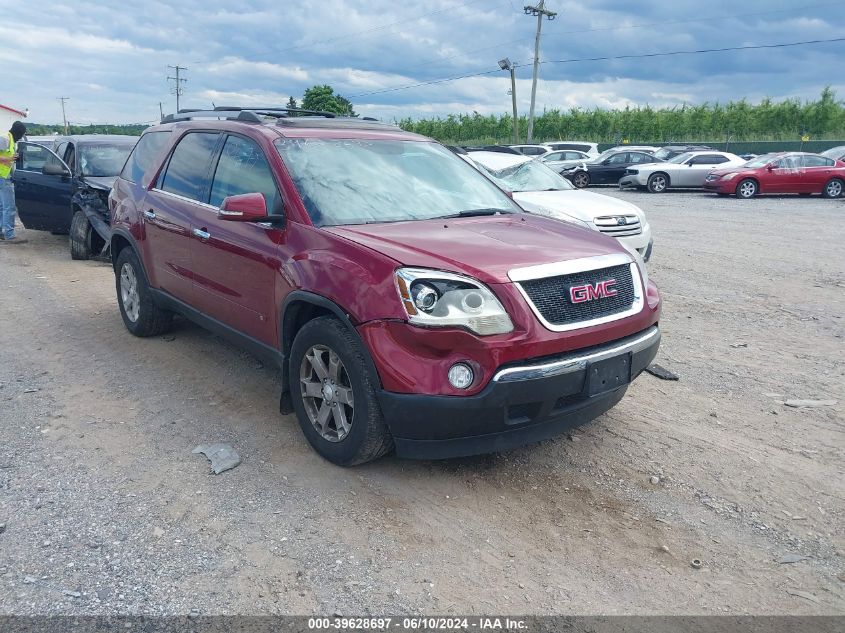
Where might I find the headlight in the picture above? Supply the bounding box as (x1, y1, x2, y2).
(531, 206, 596, 231)
(395, 268, 514, 336)
(721, 173, 739, 180)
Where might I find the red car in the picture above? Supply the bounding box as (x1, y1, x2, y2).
(108, 108, 661, 465)
(703, 152, 845, 198)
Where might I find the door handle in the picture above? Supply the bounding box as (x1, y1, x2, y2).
(143, 210, 156, 220)
(192, 228, 211, 241)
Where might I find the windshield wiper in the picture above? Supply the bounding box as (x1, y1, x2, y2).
(438, 208, 513, 219)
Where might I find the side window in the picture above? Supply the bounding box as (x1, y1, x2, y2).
(17, 144, 53, 171)
(607, 153, 628, 164)
(54, 142, 68, 160)
(565, 152, 583, 160)
(546, 152, 563, 161)
(64, 144, 76, 173)
(210, 135, 280, 211)
(121, 131, 171, 184)
(693, 154, 727, 165)
(802, 155, 833, 168)
(774, 156, 801, 170)
(160, 132, 220, 202)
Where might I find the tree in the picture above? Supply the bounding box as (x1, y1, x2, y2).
(301, 85, 357, 116)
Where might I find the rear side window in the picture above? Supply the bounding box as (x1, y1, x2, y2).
(694, 154, 729, 165)
(209, 135, 280, 211)
(121, 131, 171, 184)
(160, 132, 220, 201)
(802, 155, 834, 167)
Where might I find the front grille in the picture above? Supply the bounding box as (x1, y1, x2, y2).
(518, 264, 636, 326)
(593, 215, 642, 237)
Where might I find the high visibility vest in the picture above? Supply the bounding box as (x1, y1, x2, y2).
(0, 132, 15, 179)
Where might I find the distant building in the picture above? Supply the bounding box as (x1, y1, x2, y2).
(0, 104, 28, 134)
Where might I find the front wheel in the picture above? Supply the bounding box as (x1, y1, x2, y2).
(823, 178, 844, 199)
(736, 179, 758, 199)
(572, 172, 590, 188)
(289, 316, 393, 466)
(70, 210, 92, 260)
(114, 247, 172, 337)
(647, 173, 669, 193)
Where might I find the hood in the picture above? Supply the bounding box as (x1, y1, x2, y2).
(82, 175, 117, 191)
(324, 214, 627, 285)
(707, 166, 755, 178)
(513, 189, 644, 224)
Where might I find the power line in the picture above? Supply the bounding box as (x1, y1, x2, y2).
(413, 1, 841, 69)
(167, 65, 188, 112)
(349, 36, 845, 99)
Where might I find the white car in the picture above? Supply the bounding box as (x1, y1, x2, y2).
(618, 150, 746, 193)
(543, 141, 600, 158)
(466, 151, 653, 262)
(540, 149, 591, 173)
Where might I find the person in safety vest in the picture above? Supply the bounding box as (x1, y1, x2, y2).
(0, 121, 28, 244)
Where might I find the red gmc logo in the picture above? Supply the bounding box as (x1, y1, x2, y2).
(570, 279, 618, 303)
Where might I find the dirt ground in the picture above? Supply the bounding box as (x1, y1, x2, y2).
(0, 190, 843, 616)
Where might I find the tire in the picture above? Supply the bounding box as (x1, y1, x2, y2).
(646, 172, 669, 193)
(70, 210, 92, 260)
(822, 178, 844, 199)
(736, 178, 758, 199)
(572, 171, 590, 188)
(289, 316, 393, 466)
(114, 247, 172, 337)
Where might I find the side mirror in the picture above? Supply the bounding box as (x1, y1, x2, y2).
(42, 162, 70, 177)
(218, 193, 270, 222)
(766, 164, 775, 171)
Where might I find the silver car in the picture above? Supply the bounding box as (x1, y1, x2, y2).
(540, 149, 590, 173)
(618, 151, 746, 193)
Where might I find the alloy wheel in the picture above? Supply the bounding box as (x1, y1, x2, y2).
(299, 344, 355, 442)
(649, 174, 667, 193)
(738, 180, 757, 198)
(120, 263, 140, 323)
(826, 180, 843, 198)
(573, 173, 589, 188)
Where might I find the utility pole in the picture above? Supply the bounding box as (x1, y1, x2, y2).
(523, 1, 556, 143)
(159, 102, 164, 120)
(58, 97, 69, 135)
(167, 65, 188, 112)
(498, 58, 519, 144)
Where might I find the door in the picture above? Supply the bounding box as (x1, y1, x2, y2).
(591, 152, 629, 184)
(190, 133, 284, 346)
(143, 131, 221, 302)
(677, 154, 730, 187)
(765, 155, 804, 193)
(12, 142, 74, 232)
(801, 155, 835, 192)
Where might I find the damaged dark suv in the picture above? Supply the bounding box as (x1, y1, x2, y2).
(14, 135, 137, 259)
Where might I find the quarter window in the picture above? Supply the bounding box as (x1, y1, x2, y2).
(210, 135, 281, 211)
(160, 132, 220, 202)
(121, 131, 171, 184)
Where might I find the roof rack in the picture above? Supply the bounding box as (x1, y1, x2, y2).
(161, 106, 339, 124)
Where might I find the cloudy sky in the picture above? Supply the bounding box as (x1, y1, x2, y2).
(3, 0, 844, 125)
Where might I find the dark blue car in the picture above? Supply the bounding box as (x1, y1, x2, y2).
(13, 135, 137, 259)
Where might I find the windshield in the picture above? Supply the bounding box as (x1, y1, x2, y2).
(79, 142, 136, 177)
(668, 152, 694, 164)
(275, 139, 520, 226)
(653, 148, 675, 161)
(821, 146, 845, 159)
(743, 153, 779, 168)
(483, 159, 575, 192)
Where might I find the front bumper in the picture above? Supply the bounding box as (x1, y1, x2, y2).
(379, 326, 660, 459)
(703, 179, 734, 193)
(618, 174, 647, 189)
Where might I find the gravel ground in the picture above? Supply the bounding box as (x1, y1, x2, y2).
(0, 190, 843, 616)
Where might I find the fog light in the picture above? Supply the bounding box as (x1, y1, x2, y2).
(448, 363, 474, 389)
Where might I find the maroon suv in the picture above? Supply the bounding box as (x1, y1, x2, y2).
(109, 108, 661, 465)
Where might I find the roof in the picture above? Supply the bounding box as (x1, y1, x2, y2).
(50, 134, 139, 144)
(0, 104, 26, 117)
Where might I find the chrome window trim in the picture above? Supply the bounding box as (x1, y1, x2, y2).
(493, 326, 659, 383)
(508, 254, 644, 333)
(150, 188, 218, 211)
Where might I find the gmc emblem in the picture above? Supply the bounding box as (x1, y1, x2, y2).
(570, 280, 618, 303)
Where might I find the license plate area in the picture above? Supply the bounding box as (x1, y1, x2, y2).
(587, 353, 632, 396)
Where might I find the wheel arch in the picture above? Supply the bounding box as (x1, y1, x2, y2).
(279, 291, 384, 413)
(736, 177, 759, 196)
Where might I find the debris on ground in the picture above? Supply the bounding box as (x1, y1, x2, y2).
(783, 399, 837, 408)
(649, 476, 660, 485)
(193, 443, 241, 474)
(645, 364, 679, 381)
(690, 559, 702, 569)
(786, 589, 819, 603)
(729, 343, 748, 348)
(778, 554, 808, 564)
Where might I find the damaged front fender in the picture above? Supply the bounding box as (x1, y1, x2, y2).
(72, 186, 112, 256)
